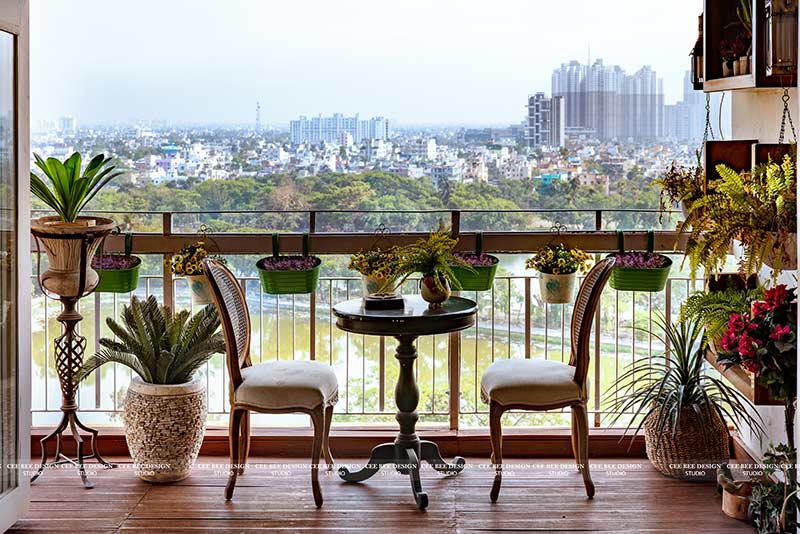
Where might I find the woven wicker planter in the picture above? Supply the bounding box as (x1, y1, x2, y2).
(123, 377, 207, 483)
(31, 215, 116, 297)
(643, 406, 729, 480)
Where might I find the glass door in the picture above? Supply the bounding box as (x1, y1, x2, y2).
(0, 28, 17, 502)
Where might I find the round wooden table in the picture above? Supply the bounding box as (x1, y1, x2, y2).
(333, 294, 477, 509)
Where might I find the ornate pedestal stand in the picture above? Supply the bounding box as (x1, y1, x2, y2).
(30, 218, 116, 488)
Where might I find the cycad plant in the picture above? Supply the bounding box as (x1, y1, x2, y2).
(681, 153, 796, 279)
(30, 152, 124, 222)
(605, 314, 763, 446)
(75, 295, 225, 385)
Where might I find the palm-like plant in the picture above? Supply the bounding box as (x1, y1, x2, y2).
(30, 152, 124, 222)
(75, 295, 225, 385)
(605, 314, 763, 446)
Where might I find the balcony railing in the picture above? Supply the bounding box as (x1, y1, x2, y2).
(30, 208, 693, 430)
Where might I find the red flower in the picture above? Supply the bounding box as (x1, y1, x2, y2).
(769, 324, 792, 340)
(764, 284, 790, 310)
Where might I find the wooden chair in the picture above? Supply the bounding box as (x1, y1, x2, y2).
(480, 257, 614, 501)
(203, 259, 338, 507)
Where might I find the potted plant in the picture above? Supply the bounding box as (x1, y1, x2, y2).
(683, 153, 797, 280)
(525, 243, 591, 304)
(719, 34, 748, 77)
(679, 285, 764, 347)
(652, 152, 704, 221)
(349, 246, 401, 296)
(748, 443, 798, 533)
(93, 231, 141, 294)
(30, 152, 122, 296)
(256, 233, 321, 295)
(75, 295, 224, 482)
(450, 232, 499, 291)
(608, 231, 672, 292)
(605, 314, 763, 480)
(717, 284, 797, 449)
(172, 240, 224, 305)
(394, 227, 472, 307)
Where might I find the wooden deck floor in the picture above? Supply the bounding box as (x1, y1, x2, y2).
(10, 456, 751, 533)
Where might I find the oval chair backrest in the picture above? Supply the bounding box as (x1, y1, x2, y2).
(202, 259, 251, 391)
(569, 257, 615, 389)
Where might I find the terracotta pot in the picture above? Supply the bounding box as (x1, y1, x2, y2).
(362, 274, 397, 296)
(124, 376, 207, 483)
(539, 272, 576, 304)
(419, 273, 450, 307)
(31, 215, 116, 297)
(186, 274, 213, 306)
(722, 484, 753, 521)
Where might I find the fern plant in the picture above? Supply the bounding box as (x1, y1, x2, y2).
(681, 152, 796, 279)
(75, 295, 225, 385)
(394, 226, 473, 291)
(679, 287, 764, 344)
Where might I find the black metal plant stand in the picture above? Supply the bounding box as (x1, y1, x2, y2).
(30, 230, 116, 489)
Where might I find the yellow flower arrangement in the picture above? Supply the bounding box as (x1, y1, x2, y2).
(349, 247, 402, 281)
(170, 240, 225, 276)
(525, 243, 591, 275)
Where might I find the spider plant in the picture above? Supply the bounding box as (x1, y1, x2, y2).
(604, 313, 763, 447)
(75, 295, 224, 385)
(30, 152, 124, 223)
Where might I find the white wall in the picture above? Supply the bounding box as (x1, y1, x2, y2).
(729, 87, 798, 458)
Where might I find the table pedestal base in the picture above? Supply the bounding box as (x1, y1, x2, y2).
(338, 440, 465, 509)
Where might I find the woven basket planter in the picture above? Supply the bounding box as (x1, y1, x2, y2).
(123, 377, 207, 483)
(643, 405, 729, 480)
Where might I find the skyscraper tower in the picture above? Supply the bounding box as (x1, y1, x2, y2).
(255, 102, 261, 132)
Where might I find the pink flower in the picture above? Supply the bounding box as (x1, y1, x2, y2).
(764, 285, 789, 309)
(769, 324, 792, 340)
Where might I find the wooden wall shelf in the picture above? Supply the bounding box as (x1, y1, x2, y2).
(703, 0, 797, 93)
(705, 346, 782, 406)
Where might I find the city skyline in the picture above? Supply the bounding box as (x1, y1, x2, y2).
(31, 0, 702, 126)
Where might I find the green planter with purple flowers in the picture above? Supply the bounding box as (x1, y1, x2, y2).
(93, 232, 141, 293)
(608, 230, 672, 292)
(257, 233, 321, 295)
(451, 233, 499, 291)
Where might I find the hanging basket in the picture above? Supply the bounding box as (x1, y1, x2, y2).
(93, 232, 142, 294)
(451, 233, 499, 291)
(539, 272, 576, 304)
(256, 233, 321, 295)
(608, 231, 672, 292)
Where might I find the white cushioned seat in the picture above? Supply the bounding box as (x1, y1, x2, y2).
(235, 360, 339, 411)
(481, 358, 584, 407)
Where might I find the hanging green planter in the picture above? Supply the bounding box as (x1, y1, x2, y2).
(256, 233, 321, 295)
(92, 232, 141, 294)
(450, 233, 499, 291)
(608, 230, 672, 292)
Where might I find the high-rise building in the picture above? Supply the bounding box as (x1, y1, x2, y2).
(665, 71, 727, 144)
(289, 114, 390, 144)
(551, 59, 665, 141)
(525, 93, 565, 148)
(57, 115, 76, 134)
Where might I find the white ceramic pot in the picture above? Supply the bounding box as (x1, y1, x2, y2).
(187, 274, 213, 306)
(722, 60, 733, 77)
(539, 272, 577, 304)
(123, 376, 207, 483)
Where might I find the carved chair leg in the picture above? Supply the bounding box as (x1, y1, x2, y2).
(310, 407, 325, 508)
(570, 408, 580, 471)
(238, 409, 250, 476)
(225, 408, 243, 500)
(572, 403, 595, 498)
(323, 404, 334, 471)
(489, 401, 504, 503)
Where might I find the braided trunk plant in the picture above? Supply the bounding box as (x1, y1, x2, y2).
(75, 295, 225, 385)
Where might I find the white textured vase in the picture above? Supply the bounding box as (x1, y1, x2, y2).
(539, 272, 576, 304)
(123, 377, 207, 483)
(187, 274, 213, 306)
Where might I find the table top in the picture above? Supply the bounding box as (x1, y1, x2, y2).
(333, 295, 477, 337)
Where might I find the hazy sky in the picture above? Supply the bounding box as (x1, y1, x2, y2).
(31, 0, 703, 126)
